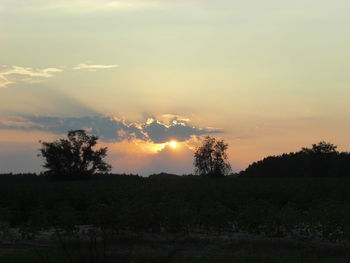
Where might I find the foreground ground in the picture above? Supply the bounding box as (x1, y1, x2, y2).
(1, 234, 350, 263)
(1, 174, 350, 262)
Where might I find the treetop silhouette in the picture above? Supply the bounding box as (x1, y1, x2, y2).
(38, 130, 111, 179)
(241, 141, 350, 177)
(194, 136, 231, 177)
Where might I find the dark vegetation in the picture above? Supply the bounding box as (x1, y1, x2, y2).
(1, 133, 350, 262)
(194, 136, 231, 177)
(1, 174, 350, 241)
(1, 175, 350, 262)
(240, 141, 350, 177)
(39, 130, 111, 180)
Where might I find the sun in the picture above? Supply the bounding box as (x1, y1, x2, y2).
(168, 140, 177, 149)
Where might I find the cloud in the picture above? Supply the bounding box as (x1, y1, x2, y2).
(0, 115, 222, 143)
(142, 143, 194, 175)
(0, 116, 146, 142)
(0, 115, 224, 175)
(104, 139, 195, 176)
(0, 63, 118, 88)
(142, 118, 221, 143)
(0, 74, 13, 88)
(48, 0, 162, 11)
(0, 0, 168, 14)
(0, 66, 63, 88)
(73, 64, 119, 71)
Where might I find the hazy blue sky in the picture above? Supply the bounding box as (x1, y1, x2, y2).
(1, 0, 350, 175)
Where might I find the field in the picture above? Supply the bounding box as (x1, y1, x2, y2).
(1, 174, 350, 262)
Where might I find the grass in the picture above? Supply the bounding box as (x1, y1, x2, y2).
(1, 175, 350, 262)
(2, 235, 350, 263)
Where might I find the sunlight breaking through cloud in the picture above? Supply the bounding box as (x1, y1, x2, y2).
(0, 115, 223, 144)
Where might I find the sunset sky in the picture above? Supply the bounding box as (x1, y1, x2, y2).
(1, 0, 350, 175)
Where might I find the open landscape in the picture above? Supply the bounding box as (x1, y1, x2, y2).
(1, 0, 350, 262)
(1, 173, 350, 262)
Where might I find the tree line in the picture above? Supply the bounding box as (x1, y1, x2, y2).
(32, 130, 350, 179)
(240, 141, 350, 177)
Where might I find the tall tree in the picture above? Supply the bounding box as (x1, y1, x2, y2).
(194, 136, 231, 177)
(301, 141, 338, 154)
(39, 130, 111, 179)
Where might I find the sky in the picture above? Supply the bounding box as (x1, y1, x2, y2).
(1, 0, 350, 175)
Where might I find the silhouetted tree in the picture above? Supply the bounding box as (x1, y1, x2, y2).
(241, 141, 350, 177)
(301, 141, 337, 154)
(301, 141, 339, 177)
(38, 130, 111, 179)
(194, 136, 231, 177)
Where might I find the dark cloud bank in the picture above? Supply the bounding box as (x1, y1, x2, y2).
(1, 115, 222, 143)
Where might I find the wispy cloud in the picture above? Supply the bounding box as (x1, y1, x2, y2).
(0, 0, 167, 14)
(0, 63, 119, 87)
(0, 115, 222, 143)
(0, 66, 63, 88)
(53, 0, 162, 11)
(73, 64, 119, 71)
